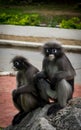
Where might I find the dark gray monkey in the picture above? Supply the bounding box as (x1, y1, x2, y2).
(11, 56, 45, 125)
(34, 41, 76, 115)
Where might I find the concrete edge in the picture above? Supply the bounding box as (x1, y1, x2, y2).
(0, 39, 43, 48)
(0, 39, 81, 52)
(0, 71, 16, 76)
(0, 25, 81, 40)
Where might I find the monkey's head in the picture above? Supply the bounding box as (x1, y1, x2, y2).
(11, 56, 29, 71)
(43, 41, 64, 61)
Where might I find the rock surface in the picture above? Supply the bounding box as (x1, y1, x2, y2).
(3, 97, 81, 130)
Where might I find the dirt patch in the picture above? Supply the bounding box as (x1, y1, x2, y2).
(0, 34, 81, 46)
(36, 10, 81, 16)
(26, 9, 81, 16)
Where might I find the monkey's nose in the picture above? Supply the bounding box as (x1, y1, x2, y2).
(49, 54, 55, 61)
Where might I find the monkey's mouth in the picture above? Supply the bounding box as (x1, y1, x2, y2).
(13, 67, 17, 71)
(49, 54, 55, 61)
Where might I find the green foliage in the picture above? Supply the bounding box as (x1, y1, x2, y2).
(19, 14, 40, 26)
(0, 13, 81, 29)
(0, 13, 40, 26)
(60, 17, 81, 29)
(0, 13, 62, 27)
(48, 15, 69, 27)
(0, 13, 11, 23)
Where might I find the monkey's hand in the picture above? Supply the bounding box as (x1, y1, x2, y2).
(34, 71, 46, 80)
(12, 89, 19, 102)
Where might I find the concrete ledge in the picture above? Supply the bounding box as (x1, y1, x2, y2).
(0, 71, 16, 76)
(0, 25, 81, 40)
(0, 39, 81, 53)
(0, 39, 43, 48)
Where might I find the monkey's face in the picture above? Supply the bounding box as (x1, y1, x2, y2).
(43, 42, 63, 61)
(45, 48, 57, 61)
(11, 56, 29, 71)
(13, 60, 25, 71)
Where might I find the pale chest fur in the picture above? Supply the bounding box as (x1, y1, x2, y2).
(45, 61, 58, 79)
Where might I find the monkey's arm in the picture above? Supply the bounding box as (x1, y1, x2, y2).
(14, 84, 36, 95)
(51, 70, 75, 88)
(52, 55, 76, 82)
(51, 56, 76, 87)
(53, 70, 73, 80)
(12, 85, 36, 102)
(34, 71, 47, 80)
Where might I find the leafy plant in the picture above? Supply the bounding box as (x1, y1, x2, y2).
(48, 15, 69, 27)
(60, 17, 81, 29)
(0, 13, 11, 23)
(0, 13, 40, 26)
(0, 12, 81, 29)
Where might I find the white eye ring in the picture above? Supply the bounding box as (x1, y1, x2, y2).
(55, 49, 57, 53)
(46, 49, 49, 53)
(52, 49, 57, 53)
(16, 62, 19, 65)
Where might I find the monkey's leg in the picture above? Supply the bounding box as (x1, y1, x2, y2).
(57, 79, 72, 107)
(12, 95, 23, 111)
(47, 103, 63, 115)
(12, 111, 27, 125)
(12, 96, 26, 125)
(36, 79, 53, 101)
(12, 98, 27, 125)
(35, 78, 57, 107)
(47, 79, 72, 115)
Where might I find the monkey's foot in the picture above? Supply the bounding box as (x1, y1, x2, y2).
(48, 98, 55, 103)
(12, 111, 27, 125)
(47, 104, 63, 116)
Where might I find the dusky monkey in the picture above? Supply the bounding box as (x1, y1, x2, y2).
(11, 56, 42, 125)
(34, 41, 76, 115)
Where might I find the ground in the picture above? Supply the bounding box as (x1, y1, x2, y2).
(0, 75, 81, 128)
(0, 34, 81, 46)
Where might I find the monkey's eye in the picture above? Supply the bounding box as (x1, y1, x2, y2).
(52, 49, 57, 54)
(46, 49, 50, 53)
(46, 49, 49, 53)
(15, 61, 19, 65)
(14, 61, 20, 67)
